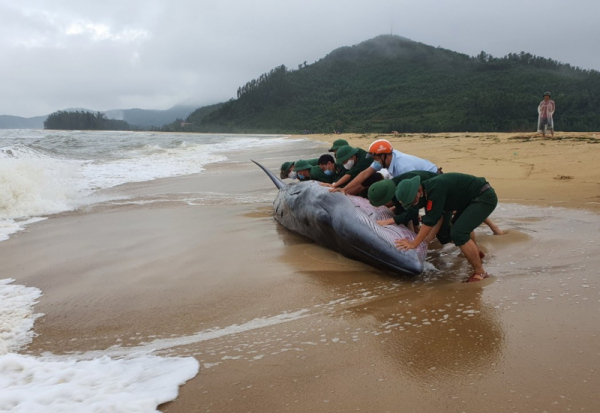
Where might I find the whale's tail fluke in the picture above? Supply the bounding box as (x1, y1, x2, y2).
(252, 160, 286, 190)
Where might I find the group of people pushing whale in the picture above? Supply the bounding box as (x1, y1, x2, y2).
(279, 138, 503, 283)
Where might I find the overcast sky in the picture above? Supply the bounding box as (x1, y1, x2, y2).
(1, 0, 598, 117)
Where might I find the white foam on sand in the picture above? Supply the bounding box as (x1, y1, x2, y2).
(0, 279, 43, 354)
(0, 218, 47, 242)
(72, 309, 312, 360)
(0, 278, 199, 412)
(0, 354, 199, 413)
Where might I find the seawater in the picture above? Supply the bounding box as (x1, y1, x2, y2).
(0, 129, 291, 241)
(0, 129, 294, 412)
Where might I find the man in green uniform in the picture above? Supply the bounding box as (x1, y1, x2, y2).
(317, 154, 344, 183)
(282, 139, 348, 181)
(326, 145, 380, 193)
(369, 173, 501, 238)
(280, 158, 318, 180)
(394, 173, 498, 282)
(368, 171, 442, 225)
(293, 159, 336, 184)
(368, 171, 452, 242)
(328, 139, 349, 157)
(368, 171, 504, 237)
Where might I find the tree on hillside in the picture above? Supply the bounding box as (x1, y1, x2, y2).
(44, 110, 130, 130)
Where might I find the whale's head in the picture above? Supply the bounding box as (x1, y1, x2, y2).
(274, 181, 338, 235)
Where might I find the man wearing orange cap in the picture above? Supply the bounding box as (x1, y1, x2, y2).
(338, 139, 439, 195)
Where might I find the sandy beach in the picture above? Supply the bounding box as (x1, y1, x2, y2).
(317, 131, 600, 211)
(3, 131, 600, 412)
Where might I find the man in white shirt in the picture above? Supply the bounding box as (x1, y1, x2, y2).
(337, 139, 439, 195)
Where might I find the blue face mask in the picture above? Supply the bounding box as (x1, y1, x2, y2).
(372, 161, 382, 169)
(324, 170, 333, 176)
(297, 174, 305, 180)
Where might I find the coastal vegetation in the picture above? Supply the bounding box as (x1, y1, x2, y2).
(44, 110, 130, 130)
(170, 35, 600, 134)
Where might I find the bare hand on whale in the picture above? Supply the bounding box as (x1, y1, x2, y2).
(395, 238, 416, 251)
(377, 218, 395, 226)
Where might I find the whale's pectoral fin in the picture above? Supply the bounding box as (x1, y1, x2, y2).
(314, 210, 331, 226)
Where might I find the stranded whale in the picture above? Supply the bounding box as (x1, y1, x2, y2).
(253, 160, 427, 276)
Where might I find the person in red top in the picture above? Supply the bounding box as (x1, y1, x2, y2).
(538, 91, 555, 138)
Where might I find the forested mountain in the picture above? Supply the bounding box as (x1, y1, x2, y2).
(184, 35, 600, 133)
(161, 102, 224, 131)
(44, 110, 130, 130)
(104, 105, 197, 128)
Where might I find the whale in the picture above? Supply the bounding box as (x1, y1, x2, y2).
(253, 160, 427, 276)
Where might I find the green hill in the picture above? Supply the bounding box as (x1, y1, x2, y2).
(184, 35, 600, 133)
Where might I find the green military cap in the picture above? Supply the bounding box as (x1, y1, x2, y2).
(280, 161, 294, 179)
(329, 139, 349, 152)
(543, 91, 551, 96)
(293, 159, 312, 171)
(395, 175, 421, 206)
(335, 145, 359, 164)
(368, 179, 396, 207)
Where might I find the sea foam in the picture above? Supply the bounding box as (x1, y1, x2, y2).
(0, 148, 83, 219)
(0, 353, 199, 413)
(0, 279, 43, 355)
(0, 278, 199, 412)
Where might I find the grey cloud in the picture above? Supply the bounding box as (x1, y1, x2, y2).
(1, 0, 599, 117)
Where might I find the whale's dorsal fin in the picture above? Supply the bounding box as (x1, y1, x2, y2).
(252, 160, 286, 190)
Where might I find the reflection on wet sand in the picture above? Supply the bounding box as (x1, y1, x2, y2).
(296, 263, 505, 380)
(365, 284, 503, 380)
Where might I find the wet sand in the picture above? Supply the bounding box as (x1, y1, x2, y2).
(3, 132, 600, 412)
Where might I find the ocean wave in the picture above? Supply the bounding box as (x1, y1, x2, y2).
(0, 155, 84, 220)
(0, 143, 89, 242)
(0, 131, 294, 242)
(0, 144, 58, 160)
